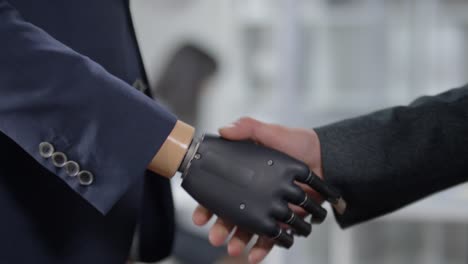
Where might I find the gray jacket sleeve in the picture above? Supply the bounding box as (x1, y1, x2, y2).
(315, 85, 468, 228)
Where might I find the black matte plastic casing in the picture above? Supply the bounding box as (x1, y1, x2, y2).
(182, 135, 310, 247)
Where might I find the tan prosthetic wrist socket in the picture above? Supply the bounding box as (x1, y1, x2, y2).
(148, 120, 195, 178)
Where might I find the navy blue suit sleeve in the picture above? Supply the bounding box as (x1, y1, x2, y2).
(0, 1, 177, 214)
(316, 86, 468, 228)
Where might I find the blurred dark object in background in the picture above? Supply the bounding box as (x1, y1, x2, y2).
(154, 44, 218, 125)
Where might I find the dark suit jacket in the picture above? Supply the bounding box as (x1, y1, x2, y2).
(0, 1, 176, 263)
(316, 86, 468, 228)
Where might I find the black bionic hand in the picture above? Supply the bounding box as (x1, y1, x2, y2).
(180, 135, 343, 248)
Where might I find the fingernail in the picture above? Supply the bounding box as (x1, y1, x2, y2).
(220, 123, 237, 130)
(221, 123, 237, 129)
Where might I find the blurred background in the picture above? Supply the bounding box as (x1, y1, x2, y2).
(130, 0, 468, 263)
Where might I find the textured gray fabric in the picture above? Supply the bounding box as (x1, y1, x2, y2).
(316, 85, 468, 228)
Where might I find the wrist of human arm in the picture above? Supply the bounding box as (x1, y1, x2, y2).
(308, 129, 324, 179)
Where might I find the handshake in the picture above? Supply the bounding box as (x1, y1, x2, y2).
(175, 118, 346, 263)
